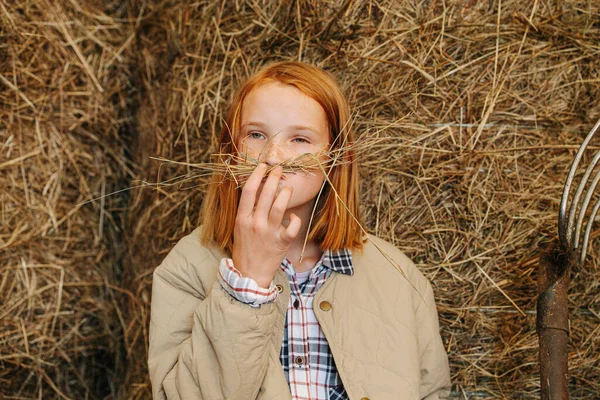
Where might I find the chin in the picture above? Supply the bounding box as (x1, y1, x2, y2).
(287, 192, 323, 214)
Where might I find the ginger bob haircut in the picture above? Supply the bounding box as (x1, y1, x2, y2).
(200, 61, 364, 253)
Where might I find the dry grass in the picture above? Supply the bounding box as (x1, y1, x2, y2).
(3, 0, 600, 399)
(1, 0, 134, 398)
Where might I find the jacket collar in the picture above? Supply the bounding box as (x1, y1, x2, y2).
(321, 248, 354, 276)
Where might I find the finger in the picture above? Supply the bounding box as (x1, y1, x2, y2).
(238, 163, 267, 217)
(268, 185, 293, 227)
(254, 166, 283, 221)
(281, 213, 302, 244)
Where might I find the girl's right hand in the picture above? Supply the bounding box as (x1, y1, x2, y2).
(232, 163, 302, 288)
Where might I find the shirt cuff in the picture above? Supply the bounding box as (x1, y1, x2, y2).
(217, 258, 279, 307)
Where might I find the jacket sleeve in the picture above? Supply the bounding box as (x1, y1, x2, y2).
(416, 280, 452, 400)
(148, 238, 281, 400)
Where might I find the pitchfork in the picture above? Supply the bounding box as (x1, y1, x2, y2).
(538, 118, 600, 400)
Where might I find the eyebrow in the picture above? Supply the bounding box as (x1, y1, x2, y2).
(245, 121, 322, 135)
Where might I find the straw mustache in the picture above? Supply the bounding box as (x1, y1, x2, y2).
(213, 149, 334, 187)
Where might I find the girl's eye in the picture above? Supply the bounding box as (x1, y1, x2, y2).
(292, 137, 310, 144)
(247, 132, 265, 140)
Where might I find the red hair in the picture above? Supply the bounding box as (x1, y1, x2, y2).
(200, 61, 364, 253)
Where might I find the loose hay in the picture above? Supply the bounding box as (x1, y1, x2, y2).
(1, 1, 133, 398)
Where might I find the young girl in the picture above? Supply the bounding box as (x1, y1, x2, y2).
(148, 62, 451, 400)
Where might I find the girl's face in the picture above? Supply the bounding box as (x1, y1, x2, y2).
(238, 80, 330, 217)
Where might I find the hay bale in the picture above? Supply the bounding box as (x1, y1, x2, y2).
(122, 0, 600, 398)
(1, 1, 133, 397)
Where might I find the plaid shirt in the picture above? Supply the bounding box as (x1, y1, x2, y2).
(218, 249, 354, 400)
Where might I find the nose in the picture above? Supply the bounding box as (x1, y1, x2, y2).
(261, 138, 286, 166)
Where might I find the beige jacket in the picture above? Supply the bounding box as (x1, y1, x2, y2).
(149, 226, 451, 400)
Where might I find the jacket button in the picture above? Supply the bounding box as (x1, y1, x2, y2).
(319, 301, 331, 311)
(276, 284, 283, 293)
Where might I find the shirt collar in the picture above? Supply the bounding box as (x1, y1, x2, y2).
(321, 248, 354, 276)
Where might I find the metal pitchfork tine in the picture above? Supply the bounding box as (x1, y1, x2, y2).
(538, 118, 600, 400)
(559, 118, 600, 263)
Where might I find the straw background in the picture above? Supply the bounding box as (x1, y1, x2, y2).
(2, 0, 600, 399)
(1, 0, 136, 398)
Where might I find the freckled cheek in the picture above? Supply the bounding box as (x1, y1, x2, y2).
(286, 172, 326, 194)
(237, 141, 260, 157)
